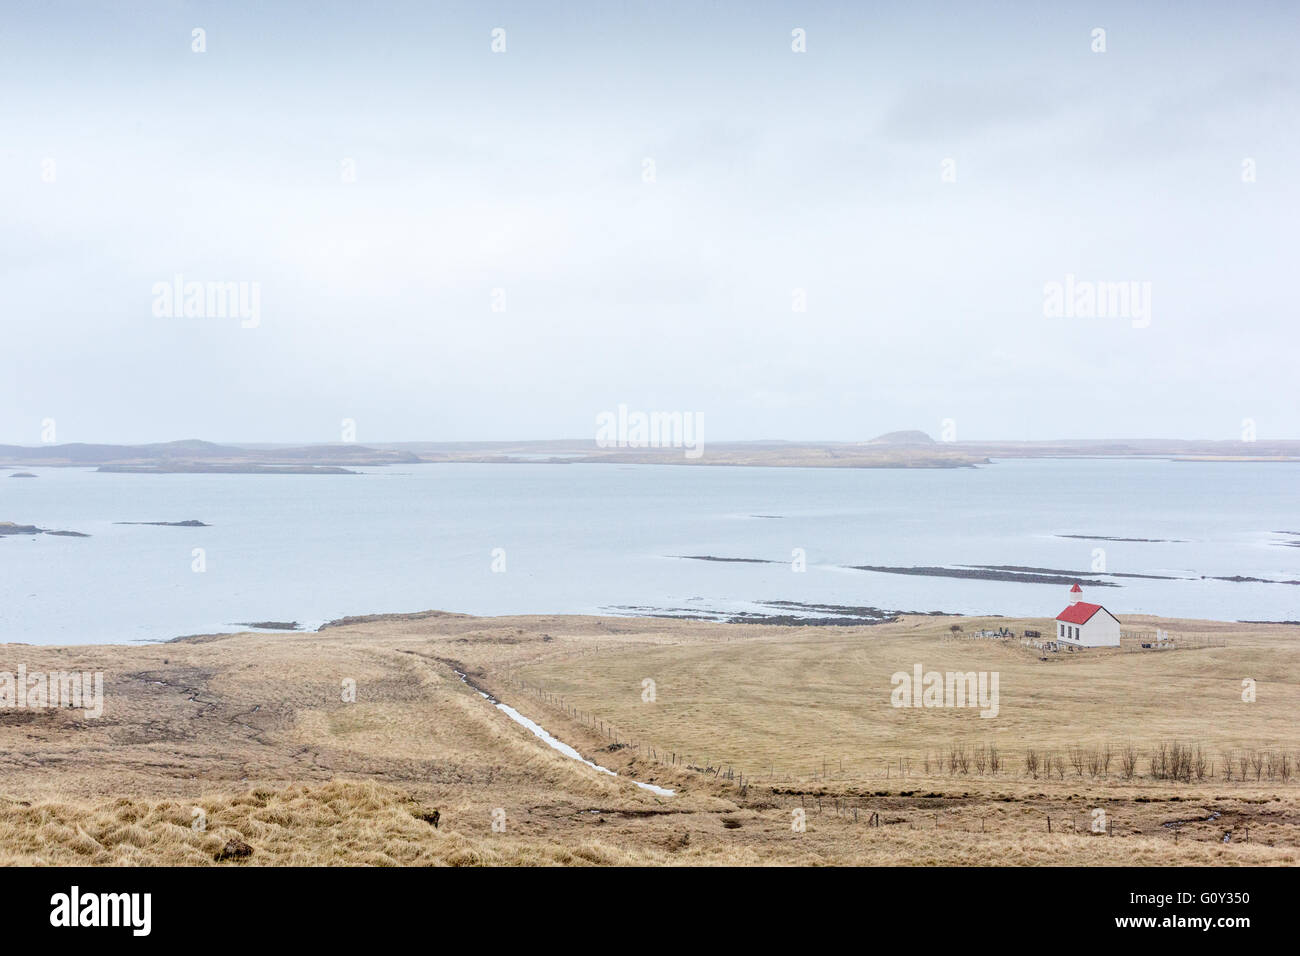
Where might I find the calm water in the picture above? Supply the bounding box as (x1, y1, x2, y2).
(1, 459, 1297, 644)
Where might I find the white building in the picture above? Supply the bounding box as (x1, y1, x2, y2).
(1054, 583, 1121, 647)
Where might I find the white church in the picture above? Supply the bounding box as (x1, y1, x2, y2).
(1055, 583, 1121, 647)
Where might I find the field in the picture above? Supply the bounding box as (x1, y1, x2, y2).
(0, 611, 1297, 865)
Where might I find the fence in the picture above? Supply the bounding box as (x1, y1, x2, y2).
(477, 665, 1296, 798)
(1120, 629, 1226, 652)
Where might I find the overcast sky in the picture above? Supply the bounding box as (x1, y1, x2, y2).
(2, 0, 1297, 444)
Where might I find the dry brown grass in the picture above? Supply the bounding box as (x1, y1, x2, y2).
(508, 614, 1300, 787)
(0, 611, 1295, 865)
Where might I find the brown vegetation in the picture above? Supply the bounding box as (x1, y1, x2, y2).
(0, 611, 1295, 865)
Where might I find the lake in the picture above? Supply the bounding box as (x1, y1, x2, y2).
(1, 458, 1297, 644)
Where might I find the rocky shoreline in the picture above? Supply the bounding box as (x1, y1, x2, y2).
(114, 519, 210, 526)
(98, 464, 358, 474)
(0, 521, 89, 538)
(673, 553, 1300, 594)
(603, 599, 949, 627)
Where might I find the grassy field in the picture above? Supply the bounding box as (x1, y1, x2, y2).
(0, 611, 1296, 865)
(507, 614, 1299, 785)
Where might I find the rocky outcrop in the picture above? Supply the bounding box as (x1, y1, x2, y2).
(0, 521, 89, 538)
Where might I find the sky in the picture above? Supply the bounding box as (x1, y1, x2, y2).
(2, 0, 1297, 444)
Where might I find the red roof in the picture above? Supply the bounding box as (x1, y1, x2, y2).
(1057, 602, 1108, 625)
(1069, 584, 1083, 593)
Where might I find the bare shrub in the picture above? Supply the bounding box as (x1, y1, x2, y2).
(1025, 749, 1040, 779)
(1148, 741, 1196, 782)
(1150, 741, 1168, 781)
(1121, 743, 1138, 780)
(988, 744, 1001, 775)
(1069, 745, 1086, 777)
(1047, 753, 1065, 780)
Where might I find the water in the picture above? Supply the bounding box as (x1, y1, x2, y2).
(1, 458, 1297, 644)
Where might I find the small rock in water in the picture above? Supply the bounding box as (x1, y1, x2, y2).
(114, 519, 210, 527)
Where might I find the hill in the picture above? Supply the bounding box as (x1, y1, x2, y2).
(866, 430, 935, 444)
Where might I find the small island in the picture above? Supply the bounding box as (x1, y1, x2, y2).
(0, 521, 89, 538)
(115, 520, 211, 527)
(98, 464, 358, 475)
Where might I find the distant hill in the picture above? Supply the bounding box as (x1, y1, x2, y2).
(0, 440, 419, 469)
(866, 430, 935, 445)
(3, 435, 1298, 472)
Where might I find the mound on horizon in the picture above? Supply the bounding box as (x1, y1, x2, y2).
(866, 429, 935, 444)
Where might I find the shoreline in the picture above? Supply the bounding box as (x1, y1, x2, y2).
(7, 438, 1300, 473)
(2, 605, 1292, 653)
(4, 454, 1300, 474)
(6, 457, 1298, 644)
